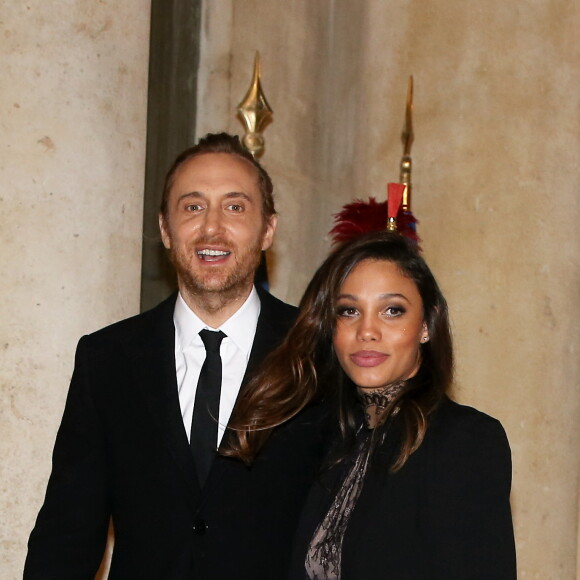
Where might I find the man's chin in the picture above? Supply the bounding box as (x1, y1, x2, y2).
(171, 250, 262, 299)
(180, 271, 251, 297)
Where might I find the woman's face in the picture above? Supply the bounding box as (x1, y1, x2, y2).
(333, 259, 428, 391)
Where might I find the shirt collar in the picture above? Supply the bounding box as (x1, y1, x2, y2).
(174, 287, 261, 356)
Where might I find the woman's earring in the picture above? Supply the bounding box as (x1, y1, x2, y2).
(421, 336, 429, 343)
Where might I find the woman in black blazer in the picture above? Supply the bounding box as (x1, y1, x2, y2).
(225, 231, 516, 579)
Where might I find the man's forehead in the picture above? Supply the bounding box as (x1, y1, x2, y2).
(172, 151, 254, 178)
(177, 152, 258, 177)
(168, 152, 262, 201)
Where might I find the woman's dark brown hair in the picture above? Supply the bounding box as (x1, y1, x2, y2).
(224, 231, 454, 470)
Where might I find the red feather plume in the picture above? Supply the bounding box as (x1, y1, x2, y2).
(330, 197, 420, 247)
(330, 198, 387, 244)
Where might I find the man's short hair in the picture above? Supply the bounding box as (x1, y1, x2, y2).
(160, 133, 276, 220)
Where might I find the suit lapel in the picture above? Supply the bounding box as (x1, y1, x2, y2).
(127, 295, 202, 507)
(132, 290, 296, 509)
(242, 287, 292, 387)
(199, 289, 296, 502)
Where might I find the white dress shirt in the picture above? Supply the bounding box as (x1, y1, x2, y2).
(173, 287, 260, 447)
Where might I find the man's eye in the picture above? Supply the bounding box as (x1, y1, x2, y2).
(185, 204, 203, 212)
(227, 203, 244, 212)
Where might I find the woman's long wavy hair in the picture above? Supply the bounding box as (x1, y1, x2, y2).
(223, 231, 454, 470)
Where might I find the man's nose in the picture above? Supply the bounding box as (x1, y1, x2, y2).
(201, 206, 224, 236)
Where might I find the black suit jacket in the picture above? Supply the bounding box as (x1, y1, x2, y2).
(25, 289, 328, 580)
(290, 398, 517, 580)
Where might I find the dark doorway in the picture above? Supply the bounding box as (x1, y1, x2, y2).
(140, 0, 202, 312)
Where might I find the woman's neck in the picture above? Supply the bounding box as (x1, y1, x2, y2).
(357, 380, 406, 428)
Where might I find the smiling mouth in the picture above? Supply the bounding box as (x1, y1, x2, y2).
(350, 351, 389, 367)
(196, 249, 231, 262)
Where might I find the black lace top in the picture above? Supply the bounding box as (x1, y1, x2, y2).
(304, 380, 405, 580)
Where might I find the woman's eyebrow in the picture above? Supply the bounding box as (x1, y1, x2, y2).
(336, 292, 410, 302)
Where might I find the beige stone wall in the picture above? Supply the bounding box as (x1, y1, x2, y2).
(199, 1, 579, 578)
(0, 2, 150, 578)
(2, 1, 577, 578)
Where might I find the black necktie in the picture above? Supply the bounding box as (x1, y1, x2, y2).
(190, 329, 226, 486)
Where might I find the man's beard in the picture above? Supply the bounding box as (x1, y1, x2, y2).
(168, 236, 264, 303)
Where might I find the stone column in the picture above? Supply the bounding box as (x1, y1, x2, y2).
(0, 2, 151, 577)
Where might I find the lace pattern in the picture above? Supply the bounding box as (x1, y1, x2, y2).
(304, 430, 371, 580)
(304, 379, 406, 579)
(357, 379, 405, 428)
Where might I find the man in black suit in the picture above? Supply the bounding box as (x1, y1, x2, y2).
(25, 133, 326, 579)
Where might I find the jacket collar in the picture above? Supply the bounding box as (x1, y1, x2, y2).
(130, 289, 295, 509)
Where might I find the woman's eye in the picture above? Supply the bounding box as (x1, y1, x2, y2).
(337, 306, 358, 318)
(384, 306, 405, 317)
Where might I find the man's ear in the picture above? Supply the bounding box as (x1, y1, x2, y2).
(159, 213, 171, 250)
(261, 215, 277, 251)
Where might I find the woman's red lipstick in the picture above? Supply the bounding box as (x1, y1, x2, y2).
(350, 351, 389, 367)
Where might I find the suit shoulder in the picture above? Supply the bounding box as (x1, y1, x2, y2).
(81, 293, 176, 347)
(433, 397, 505, 430)
(427, 398, 510, 452)
(257, 288, 298, 323)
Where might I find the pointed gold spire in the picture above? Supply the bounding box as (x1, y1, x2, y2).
(237, 52, 273, 158)
(399, 76, 414, 210)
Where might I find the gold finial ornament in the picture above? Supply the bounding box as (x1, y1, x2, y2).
(237, 52, 273, 158)
(399, 76, 414, 210)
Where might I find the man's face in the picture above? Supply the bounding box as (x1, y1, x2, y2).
(159, 153, 276, 301)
